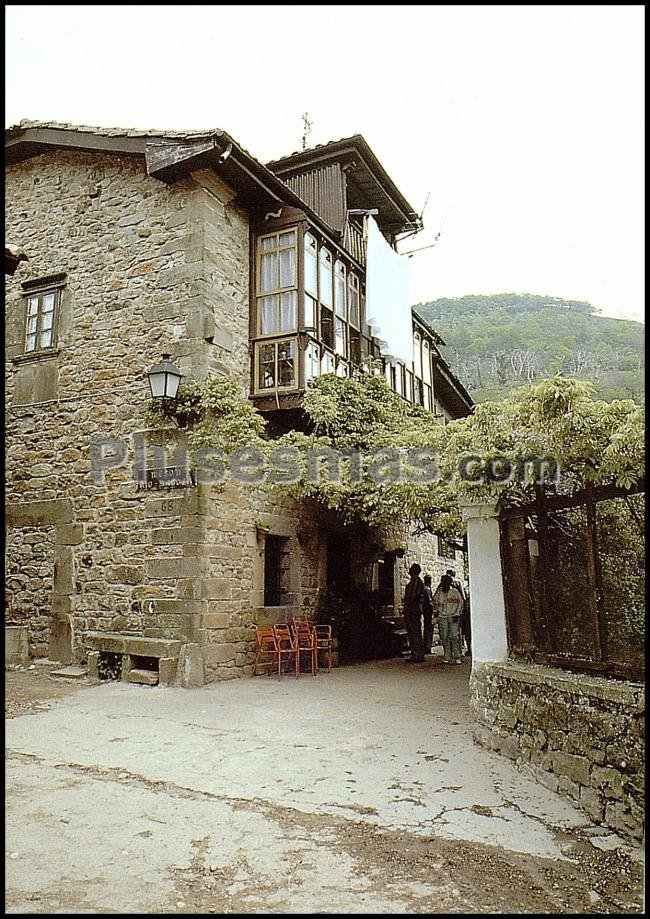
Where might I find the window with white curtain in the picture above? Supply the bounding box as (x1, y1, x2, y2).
(422, 338, 431, 385)
(304, 232, 318, 296)
(257, 230, 297, 335)
(305, 341, 321, 383)
(321, 350, 335, 375)
(348, 272, 360, 328)
(396, 364, 405, 396)
(334, 317, 347, 357)
(413, 331, 422, 379)
(319, 247, 333, 308)
(334, 260, 346, 319)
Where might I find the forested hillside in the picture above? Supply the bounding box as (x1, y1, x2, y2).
(415, 293, 644, 404)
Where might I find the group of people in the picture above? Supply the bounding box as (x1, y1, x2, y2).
(402, 563, 471, 664)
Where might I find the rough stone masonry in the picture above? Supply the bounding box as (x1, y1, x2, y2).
(4, 146, 332, 681)
(471, 660, 645, 842)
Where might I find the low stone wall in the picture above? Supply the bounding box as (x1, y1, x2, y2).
(471, 660, 645, 841)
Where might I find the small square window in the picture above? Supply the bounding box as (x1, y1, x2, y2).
(22, 286, 61, 354)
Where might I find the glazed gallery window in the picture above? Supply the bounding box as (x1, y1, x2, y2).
(302, 232, 361, 363)
(348, 272, 360, 328)
(24, 288, 58, 353)
(413, 332, 423, 379)
(334, 317, 347, 357)
(422, 338, 432, 385)
(319, 247, 333, 308)
(334, 260, 346, 319)
(304, 232, 318, 332)
(257, 230, 298, 335)
(321, 350, 335, 375)
(257, 339, 296, 390)
(305, 341, 321, 383)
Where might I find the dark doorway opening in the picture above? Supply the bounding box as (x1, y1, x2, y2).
(327, 535, 352, 595)
(322, 542, 406, 663)
(264, 535, 291, 607)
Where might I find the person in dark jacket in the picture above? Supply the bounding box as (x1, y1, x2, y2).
(422, 574, 435, 655)
(403, 563, 427, 662)
(461, 591, 472, 656)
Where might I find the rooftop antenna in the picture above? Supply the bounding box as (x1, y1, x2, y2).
(419, 191, 431, 224)
(301, 112, 313, 150)
(400, 213, 444, 257)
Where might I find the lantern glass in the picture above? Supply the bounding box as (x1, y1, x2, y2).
(165, 369, 182, 399)
(148, 370, 167, 399)
(147, 354, 183, 401)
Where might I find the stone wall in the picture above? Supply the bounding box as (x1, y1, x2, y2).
(400, 531, 466, 607)
(5, 525, 56, 657)
(471, 660, 645, 841)
(4, 147, 328, 679)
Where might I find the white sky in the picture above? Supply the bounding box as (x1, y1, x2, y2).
(6, 5, 645, 322)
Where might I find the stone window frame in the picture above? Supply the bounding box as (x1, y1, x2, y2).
(20, 273, 66, 358)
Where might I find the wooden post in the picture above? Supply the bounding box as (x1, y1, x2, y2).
(500, 515, 535, 651)
(585, 484, 608, 661)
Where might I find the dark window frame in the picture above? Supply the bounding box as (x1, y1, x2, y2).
(21, 273, 66, 357)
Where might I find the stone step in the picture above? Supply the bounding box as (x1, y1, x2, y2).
(51, 666, 88, 680)
(128, 668, 159, 686)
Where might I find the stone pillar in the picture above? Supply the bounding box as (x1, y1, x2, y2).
(461, 502, 508, 664)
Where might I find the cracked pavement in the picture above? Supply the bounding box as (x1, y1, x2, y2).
(5, 660, 644, 913)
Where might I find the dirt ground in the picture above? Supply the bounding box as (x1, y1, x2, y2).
(5, 661, 644, 914)
(5, 663, 84, 718)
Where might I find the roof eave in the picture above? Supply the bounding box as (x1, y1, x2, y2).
(5, 124, 344, 243)
(267, 135, 421, 236)
(433, 358, 474, 417)
(412, 309, 446, 346)
(6, 125, 148, 164)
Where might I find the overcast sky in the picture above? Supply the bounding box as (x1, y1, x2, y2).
(6, 5, 645, 322)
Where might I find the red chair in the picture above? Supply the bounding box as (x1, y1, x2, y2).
(291, 619, 317, 676)
(313, 624, 333, 673)
(253, 627, 279, 677)
(273, 624, 298, 677)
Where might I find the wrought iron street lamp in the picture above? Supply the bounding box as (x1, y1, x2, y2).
(147, 353, 183, 401)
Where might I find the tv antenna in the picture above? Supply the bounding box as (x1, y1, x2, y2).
(301, 112, 313, 150)
(419, 191, 431, 224)
(400, 213, 444, 257)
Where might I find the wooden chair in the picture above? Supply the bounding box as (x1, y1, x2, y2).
(253, 627, 279, 677)
(291, 619, 317, 676)
(273, 624, 298, 677)
(313, 624, 333, 673)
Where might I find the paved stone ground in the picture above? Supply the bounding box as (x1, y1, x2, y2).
(5, 659, 644, 913)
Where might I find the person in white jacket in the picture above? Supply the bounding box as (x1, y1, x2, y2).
(433, 573, 464, 664)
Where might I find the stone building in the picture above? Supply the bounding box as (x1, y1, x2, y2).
(5, 120, 472, 685)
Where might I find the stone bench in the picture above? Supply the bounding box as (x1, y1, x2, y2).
(5, 625, 29, 666)
(86, 632, 182, 686)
